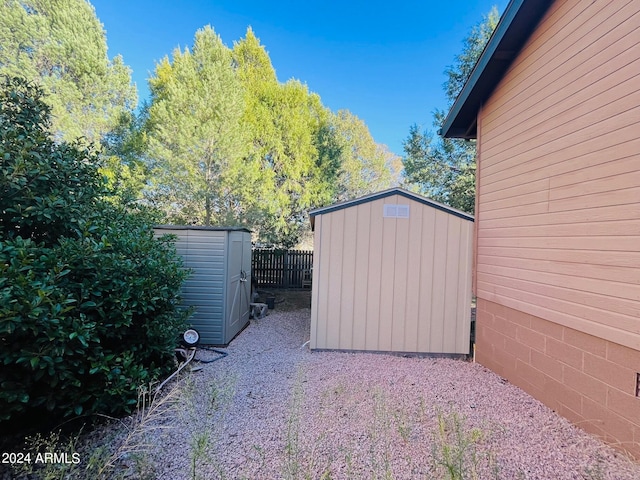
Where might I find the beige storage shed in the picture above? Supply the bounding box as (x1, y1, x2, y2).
(309, 188, 474, 356)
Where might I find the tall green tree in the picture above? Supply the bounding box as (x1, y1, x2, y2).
(230, 27, 283, 236)
(0, 0, 137, 144)
(331, 109, 400, 201)
(255, 79, 334, 247)
(146, 25, 402, 247)
(443, 7, 501, 105)
(100, 109, 149, 203)
(233, 28, 401, 246)
(403, 114, 477, 213)
(145, 26, 256, 226)
(233, 28, 338, 247)
(402, 7, 499, 214)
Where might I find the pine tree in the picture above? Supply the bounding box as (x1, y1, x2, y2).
(0, 0, 136, 144)
(233, 28, 336, 246)
(402, 7, 499, 214)
(331, 109, 399, 202)
(146, 26, 249, 226)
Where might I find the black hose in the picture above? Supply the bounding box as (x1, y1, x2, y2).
(193, 345, 228, 364)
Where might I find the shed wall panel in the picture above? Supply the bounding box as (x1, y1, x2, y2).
(326, 209, 345, 348)
(378, 210, 397, 352)
(352, 201, 372, 350)
(404, 205, 424, 352)
(443, 218, 461, 351)
(309, 216, 323, 349)
(154, 228, 226, 344)
(311, 193, 473, 354)
(340, 206, 358, 349)
(417, 207, 436, 350)
(476, 0, 640, 351)
(456, 223, 473, 353)
(365, 199, 385, 350)
(429, 213, 448, 352)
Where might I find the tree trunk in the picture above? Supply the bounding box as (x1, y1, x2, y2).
(205, 195, 211, 226)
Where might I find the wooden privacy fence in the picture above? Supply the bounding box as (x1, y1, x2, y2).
(252, 249, 313, 288)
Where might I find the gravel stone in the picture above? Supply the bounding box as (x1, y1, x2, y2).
(131, 309, 640, 479)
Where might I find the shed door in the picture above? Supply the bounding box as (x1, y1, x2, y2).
(226, 232, 250, 342)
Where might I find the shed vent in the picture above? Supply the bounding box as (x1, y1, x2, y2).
(383, 204, 410, 218)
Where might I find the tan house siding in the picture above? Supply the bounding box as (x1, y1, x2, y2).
(474, 0, 640, 457)
(310, 193, 473, 355)
(476, 0, 640, 350)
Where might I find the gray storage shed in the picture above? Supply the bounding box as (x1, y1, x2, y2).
(154, 226, 252, 345)
(309, 188, 474, 356)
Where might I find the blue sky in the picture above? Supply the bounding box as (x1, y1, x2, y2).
(90, 0, 508, 156)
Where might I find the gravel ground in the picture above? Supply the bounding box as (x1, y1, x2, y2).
(97, 308, 640, 479)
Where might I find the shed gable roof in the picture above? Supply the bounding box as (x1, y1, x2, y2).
(309, 188, 474, 230)
(440, 0, 553, 139)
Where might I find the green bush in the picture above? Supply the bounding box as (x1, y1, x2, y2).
(0, 77, 190, 425)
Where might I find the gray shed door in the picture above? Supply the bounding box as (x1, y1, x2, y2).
(226, 232, 251, 342)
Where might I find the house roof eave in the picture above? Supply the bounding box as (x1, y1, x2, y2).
(440, 0, 554, 139)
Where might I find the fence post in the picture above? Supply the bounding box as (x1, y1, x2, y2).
(283, 250, 289, 289)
